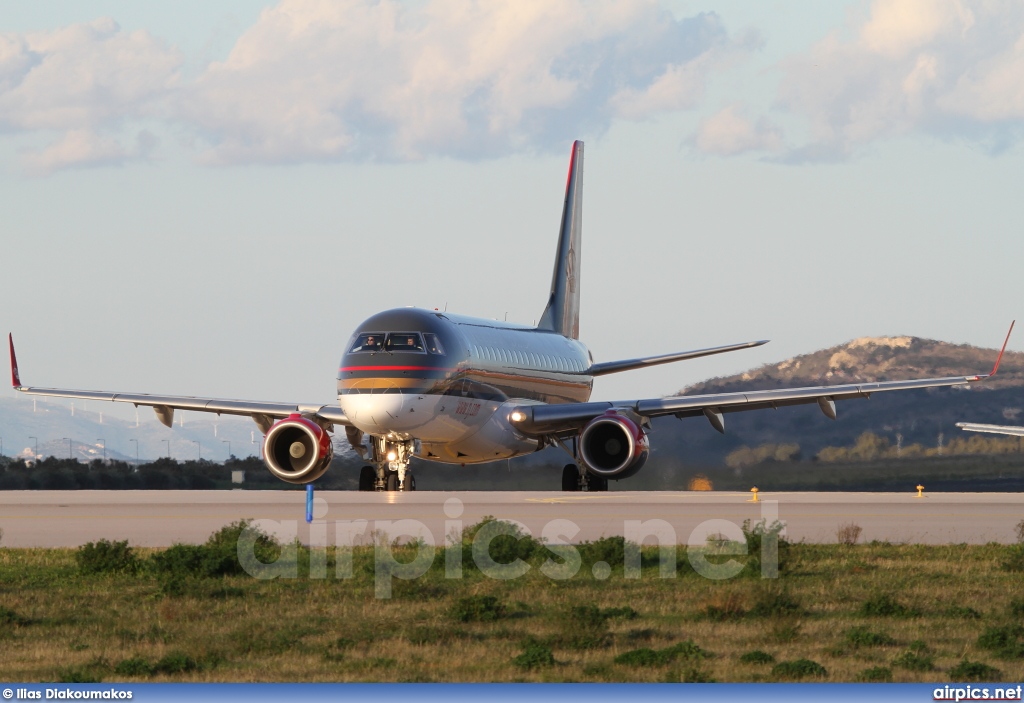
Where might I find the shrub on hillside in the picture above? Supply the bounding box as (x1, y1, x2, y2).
(76, 540, 141, 575)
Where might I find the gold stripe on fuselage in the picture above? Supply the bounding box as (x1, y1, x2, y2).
(339, 377, 433, 390)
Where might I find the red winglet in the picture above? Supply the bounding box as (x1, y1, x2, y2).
(9, 333, 21, 388)
(988, 320, 1015, 377)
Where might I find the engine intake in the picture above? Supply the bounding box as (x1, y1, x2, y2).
(579, 410, 649, 478)
(263, 414, 334, 484)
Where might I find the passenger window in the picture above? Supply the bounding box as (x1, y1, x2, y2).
(423, 333, 445, 355)
(350, 333, 384, 353)
(384, 333, 425, 353)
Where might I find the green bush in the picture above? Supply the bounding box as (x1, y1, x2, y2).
(614, 648, 663, 667)
(153, 651, 201, 674)
(601, 606, 638, 620)
(450, 595, 506, 623)
(578, 536, 627, 568)
(771, 658, 827, 680)
(553, 605, 620, 650)
(742, 519, 790, 576)
(615, 641, 710, 667)
(1001, 545, 1024, 572)
(856, 666, 893, 682)
(945, 606, 982, 620)
(680, 666, 716, 683)
(859, 594, 921, 618)
(892, 649, 934, 671)
(462, 517, 540, 571)
(748, 588, 802, 618)
(977, 625, 1024, 658)
(0, 606, 28, 627)
(114, 657, 155, 677)
(512, 641, 554, 670)
(844, 626, 896, 648)
(406, 625, 464, 645)
(949, 659, 1002, 682)
(75, 539, 141, 575)
(739, 650, 774, 664)
(150, 520, 280, 579)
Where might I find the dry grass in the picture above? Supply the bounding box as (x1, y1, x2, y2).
(2, 539, 1024, 682)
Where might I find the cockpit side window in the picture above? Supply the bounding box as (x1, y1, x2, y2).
(423, 333, 445, 355)
(384, 332, 425, 353)
(350, 333, 384, 353)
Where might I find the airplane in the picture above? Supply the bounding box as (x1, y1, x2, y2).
(7, 141, 1013, 492)
(957, 422, 1024, 437)
(954, 322, 1022, 438)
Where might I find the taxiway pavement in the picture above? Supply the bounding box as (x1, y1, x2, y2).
(2, 490, 1023, 547)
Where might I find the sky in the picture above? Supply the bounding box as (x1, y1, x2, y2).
(2, 0, 1024, 425)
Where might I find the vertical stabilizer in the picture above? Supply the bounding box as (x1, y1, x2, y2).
(537, 140, 584, 339)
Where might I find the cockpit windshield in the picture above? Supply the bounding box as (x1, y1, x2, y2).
(384, 332, 425, 353)
(350, 333, 383, 353)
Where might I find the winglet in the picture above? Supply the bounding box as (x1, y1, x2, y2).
(988, 320, 1015, 378)
(9, 333, 22, 388)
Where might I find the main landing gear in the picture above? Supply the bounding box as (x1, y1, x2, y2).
(561, 463, 608, 492)
(358, 436, 417, 492)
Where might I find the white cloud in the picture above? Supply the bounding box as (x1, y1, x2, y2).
(0, 18, 179, 174)
(19, 129, 157, 177)
(0, 19, 181, 131)
(776, 0, 1024, 159)
(181, 0, 739, 164)
(693, 105, 782, 155)
(0, 1, 747, 171)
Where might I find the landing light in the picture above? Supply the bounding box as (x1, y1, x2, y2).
(510, 410, 526, 423)
(386, 450, 397, 461)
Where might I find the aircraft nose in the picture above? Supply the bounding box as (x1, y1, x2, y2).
(340, 392, 406, 433)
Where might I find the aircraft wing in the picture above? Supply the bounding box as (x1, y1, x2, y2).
(8, 334, 348, 431)
(588, 339, 768, 376)
(511, 323, 1015, 437)
(956, 422, 1024, 437)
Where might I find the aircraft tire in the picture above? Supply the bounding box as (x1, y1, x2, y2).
(358, 466, 375, 491)
(561, 464, 579, 492)
(386, 473, 399, 491)
(588, 474, 609, 492)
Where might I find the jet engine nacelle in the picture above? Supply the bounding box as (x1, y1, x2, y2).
(578, 410, 649, 479)
(263, 414, 333, 484)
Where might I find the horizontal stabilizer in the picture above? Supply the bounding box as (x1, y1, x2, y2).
(588, 339, 768, 377)
(956, 422, 1024, 437)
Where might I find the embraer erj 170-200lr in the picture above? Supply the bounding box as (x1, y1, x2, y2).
(7, 141, 1013, 492)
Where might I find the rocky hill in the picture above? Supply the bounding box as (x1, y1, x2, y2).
(682, 336, 1024, 394)
(642, 335, 1024, 471)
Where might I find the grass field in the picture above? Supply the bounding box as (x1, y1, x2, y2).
(3, 519, 1024, 683)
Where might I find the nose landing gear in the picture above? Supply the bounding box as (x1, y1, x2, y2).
(358, 436, 417, 492)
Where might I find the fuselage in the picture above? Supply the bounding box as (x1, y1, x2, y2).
(337, 307, 593, 464)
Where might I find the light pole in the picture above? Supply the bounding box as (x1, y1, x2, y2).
(194, 440, 201, 461)
(162, 440, 170, 459)
(222, 440, 231, 461)
(129, 439, 138, 465)
(29, 436, 37, 460)
(63, 437, 72, 460)
(97, 439, 105, 462)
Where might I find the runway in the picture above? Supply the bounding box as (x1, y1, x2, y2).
(2, 490, 1024, 547)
